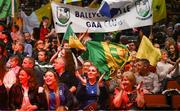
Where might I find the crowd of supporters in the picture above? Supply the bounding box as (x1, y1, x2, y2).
(0, 12, 180, 110)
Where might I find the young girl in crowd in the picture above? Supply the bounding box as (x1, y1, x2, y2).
(113, 71, 145, 110)
(4, 55, 21, 90)
(9, 68, 39, 110)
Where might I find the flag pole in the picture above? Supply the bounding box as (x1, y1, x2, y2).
(11, 0, 15, 27)
(89, 0, 97, 7)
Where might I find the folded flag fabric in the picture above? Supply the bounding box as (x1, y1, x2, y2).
(0, 0, 19, 19)
(0, 0, 11, 19)
(82, 41, 129, 80)
(152, 0, 166, 23)
(136, 35, 161, 66)
(21, 3, 51, 33)
(98, 0, 133, 18)
(63, 24, 85, 50)
(64, 0, 82, 4)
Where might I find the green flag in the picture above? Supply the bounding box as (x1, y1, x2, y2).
(84, 41, 129, 80)
(0, 0, 19, 19)
(0, 0, 11, 19)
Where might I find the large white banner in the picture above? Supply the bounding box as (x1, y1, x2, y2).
(51, 0, 152, 33)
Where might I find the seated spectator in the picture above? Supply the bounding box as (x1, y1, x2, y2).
(53, 55, 78, 94)
(168, 44, 179, 64)
(22, 57, 44, 87)
(156, 49, 174, 91)
(35, 49, 53, 73)
(4, 56, 21, 90)
(0, 60, 8, 110)
(135, 59, 160, 94)
(113, 71, 145, 110)
(38, 69, 73, 110)
(76, 65, 109, 109)
(9, 68, 39, 110)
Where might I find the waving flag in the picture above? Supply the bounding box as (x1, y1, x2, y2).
(98, 0, 133, 18)
(136, 35, 161, 66)
(63, 24, 85, 50)
(82, 41, 129, 80)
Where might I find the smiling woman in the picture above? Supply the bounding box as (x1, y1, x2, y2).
(9, 68, 39, 111)
(113, 71, 145, 110)
(76, 65, 109, 110)
(38, 69, 74, 110)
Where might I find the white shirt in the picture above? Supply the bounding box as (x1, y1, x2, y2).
(3, 70, 16, 89)
(156, 61, 173, 81)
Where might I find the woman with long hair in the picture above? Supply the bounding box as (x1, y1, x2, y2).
(9, 68, 39, 111)
(39, 69, 73, 110)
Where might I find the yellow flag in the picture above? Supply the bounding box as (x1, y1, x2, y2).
(136, 36, 161, 66)
(69, 35, 85, 50)
(63, 24, 85, 50)
(35, 3, 52, 24)
(152, 0, 167, 23)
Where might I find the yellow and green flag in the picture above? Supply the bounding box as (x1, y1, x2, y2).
(152, 0, 167, 23)
(64, 0, 82, 4)
(82, 41, 129, 80)
(63, 24, 85, 50)
(136, 35, 161, 66)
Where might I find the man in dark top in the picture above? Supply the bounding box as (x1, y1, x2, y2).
(53, 57, 78, 94)
(22, 57, 44, 87)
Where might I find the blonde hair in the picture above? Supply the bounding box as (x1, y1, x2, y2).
(122, 71, 136, 86)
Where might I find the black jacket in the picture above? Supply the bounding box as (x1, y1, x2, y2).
(9, 84, 39, 110)
(0, 84, 8, 110)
